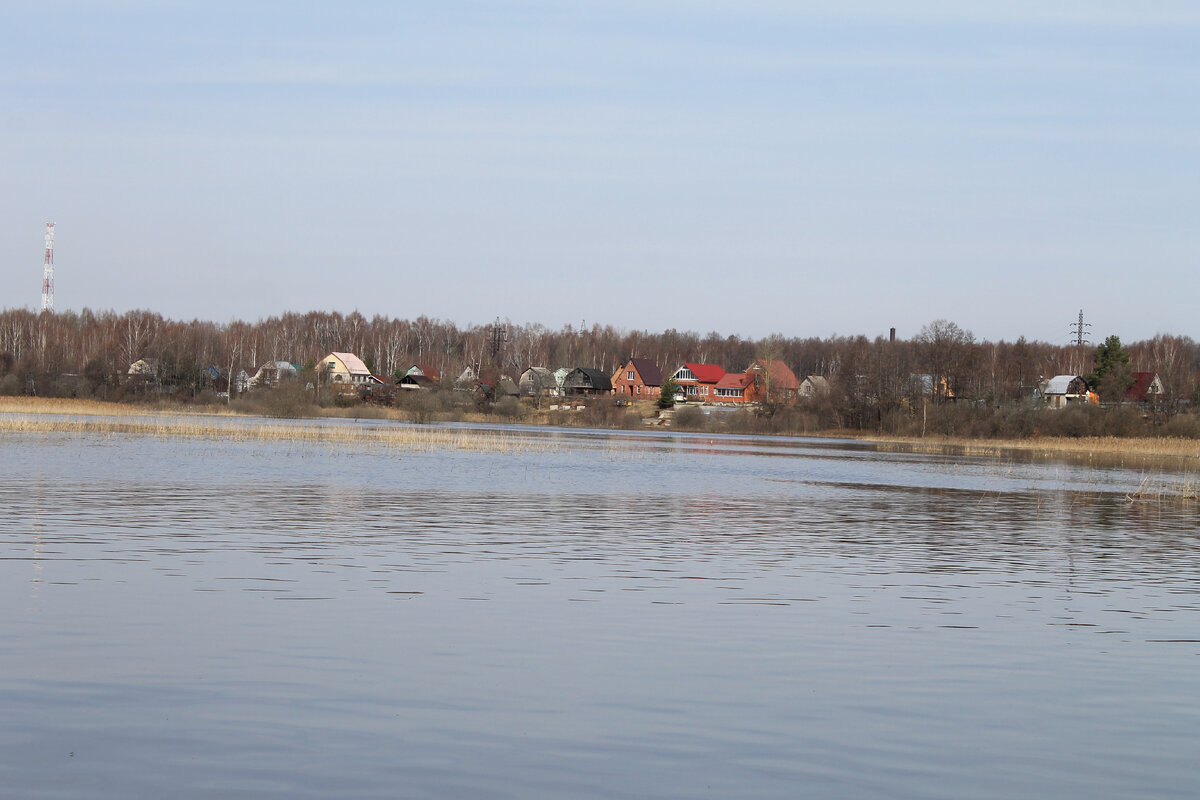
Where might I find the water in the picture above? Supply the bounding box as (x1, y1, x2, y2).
(2, 422, 1198, 798)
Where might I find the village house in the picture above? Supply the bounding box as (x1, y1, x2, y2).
(670, 363, 726, 402)
(1041, 375, 1096, 409)
(713, 371, 755, 403)
(250, 361, 298, 388)
(399, 364, 440, 390)
(562, 367, 613, 396)
(611, 358, 663, 399)
(746, 359, 800, 405)
(798, 375, 830, 400)
(1125, 372, 1164, 405)
(127, 358, 159, 380)
(319, 352, 378, 393)
(519, 367, 560, 398)
(205, 365, 251, 395)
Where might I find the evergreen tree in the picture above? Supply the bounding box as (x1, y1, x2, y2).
(1087, 334, 1134, 402)
(658, 376, 678, 409)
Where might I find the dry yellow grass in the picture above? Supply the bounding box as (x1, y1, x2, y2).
(5, 396, 1200, 463)
(0, 406, 550, 454)
(858, 433, 1200, 461)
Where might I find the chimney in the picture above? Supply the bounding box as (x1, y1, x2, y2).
(889, 327, 896, 343)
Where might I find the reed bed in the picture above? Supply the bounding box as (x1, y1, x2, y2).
(0, 415, 552, 454)
(862, 433, 1200, 462)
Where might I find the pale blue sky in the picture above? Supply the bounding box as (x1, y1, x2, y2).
(2, 2, 1196, 344)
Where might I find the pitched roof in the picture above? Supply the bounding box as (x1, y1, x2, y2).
(1045, 375, 1086, 395)
(716, 372, 754, 389)
(628, 357, 663, 386)
(330, 352, 371, 375)
(406, 364, 440, 382)
(1126, 372, 1161, 401)
(565, 367, 613, 392)
(683, 362, 726, 383)
(750, 359, 799, 390)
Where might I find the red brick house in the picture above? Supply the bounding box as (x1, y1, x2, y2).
(670, 363, 726, 402)
(713, 371, 755, 403)
(745, 359, 800, 405)
(611, 358, 663, 398)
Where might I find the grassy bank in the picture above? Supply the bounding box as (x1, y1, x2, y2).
(5, 395, 1200, 465)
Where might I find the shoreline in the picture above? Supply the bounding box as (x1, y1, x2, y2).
(3, 395, 1200, 465)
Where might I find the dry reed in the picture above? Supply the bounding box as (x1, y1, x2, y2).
(0, 414, 551, 454)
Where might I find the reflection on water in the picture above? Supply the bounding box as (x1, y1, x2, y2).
(1, 424, 1198, 799)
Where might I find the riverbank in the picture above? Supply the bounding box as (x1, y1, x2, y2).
(4, 395, 1200, 466)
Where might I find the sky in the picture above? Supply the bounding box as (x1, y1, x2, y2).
(2, 1, 1197, 345)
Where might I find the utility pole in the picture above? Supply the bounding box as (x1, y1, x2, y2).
(41, 223, 55, 312)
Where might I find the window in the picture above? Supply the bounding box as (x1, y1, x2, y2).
(627, 371, 635, 380)
(636, 385, 640, 394)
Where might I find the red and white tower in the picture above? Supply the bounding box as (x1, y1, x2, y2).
(41, 222, 55, 312)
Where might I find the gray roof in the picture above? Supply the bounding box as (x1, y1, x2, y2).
(1045, 375, 1085, 395)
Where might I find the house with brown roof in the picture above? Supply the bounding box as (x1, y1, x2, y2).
(611, 358, 663, 399)
(399, 364, 440, 389)
(670, 363, 726, 403)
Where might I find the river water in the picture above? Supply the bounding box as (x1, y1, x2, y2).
(2, 422, 1198, 799)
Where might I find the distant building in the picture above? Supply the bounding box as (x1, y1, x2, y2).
(746, 359, 800, 404)
(251, 361, 298, 388)
(798, 375, 830, 400)
(399, 364, 440, 390)
(1125, 372, 1164, 404)
(520, 367, 559, 398)
(1041, 375, 1095, 409)
(562, 367, 613, 396)
(320, 352, 378, 393)
(670, 363, 726, 402)
(611, 358, 663, 399)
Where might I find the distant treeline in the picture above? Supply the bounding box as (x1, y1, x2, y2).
(2, 307, 1199, 435)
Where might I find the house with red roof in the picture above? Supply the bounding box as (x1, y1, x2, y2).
(670, 363, 726, 403)
(745, 359, 801, 405)
(713, 371, 755, 403)
(611, 357, 663, 399)
(1125, 372, 1164, 404)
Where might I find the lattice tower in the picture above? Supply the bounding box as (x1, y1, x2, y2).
(41, 222, 55, 312)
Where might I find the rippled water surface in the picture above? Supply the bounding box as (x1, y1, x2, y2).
(2, 422, 1198, 799)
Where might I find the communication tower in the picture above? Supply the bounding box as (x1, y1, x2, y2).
(41, 222, 55, 312)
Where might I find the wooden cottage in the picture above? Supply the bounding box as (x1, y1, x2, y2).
(562, 367, 613, 396)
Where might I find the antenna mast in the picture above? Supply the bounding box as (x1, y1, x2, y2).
(41, 222, 55, 312)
